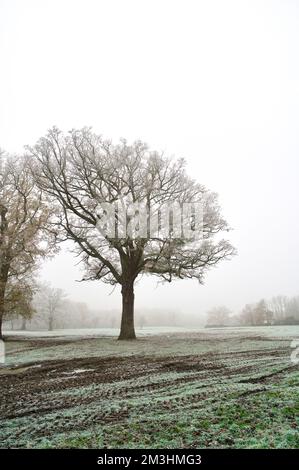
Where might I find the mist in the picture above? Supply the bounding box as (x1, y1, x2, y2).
(1, 0, 299, 322)
(1, 1, 299, 457)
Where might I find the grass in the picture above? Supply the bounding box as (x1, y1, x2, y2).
(0, 326, 298, 448)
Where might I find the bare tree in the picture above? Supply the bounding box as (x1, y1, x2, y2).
(285, 296, 299, 321)
(34, 284, 67, 331)
(269, 295, 288, 321)
(0, 151, 55, 339)
(206, 305, 231, 327)
(240, 304, 255, 325)
(240, 299, 273, 326)
(253, 299, 273, 325)
(29, 128, 235, 339)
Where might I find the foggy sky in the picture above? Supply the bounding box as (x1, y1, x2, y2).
(1, 0, 299, 317)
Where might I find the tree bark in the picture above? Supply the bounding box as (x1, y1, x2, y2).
(118, 281, 136, 340)
(0, 285, 5, 340)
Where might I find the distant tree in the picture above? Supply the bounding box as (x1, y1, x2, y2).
(138, 314, 146, 329)
(59, 300, 90, 329)
(254, 299, 273, 325)
(240, 304, 255, 325)
(74, 302, 89, 328)
(285, 296, 299, 321)
(206, 305, 231, 326)
(240, 300, 273, 326)
(0, 151, 55, 339)
(30, 128, 235, 339)
(269, 295, 288, 321)
(34, 284, 67, 331)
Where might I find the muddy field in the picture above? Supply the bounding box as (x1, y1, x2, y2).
(0, 327, 298, 448)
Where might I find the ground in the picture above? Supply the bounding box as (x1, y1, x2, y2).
(0, 326, 298, 449)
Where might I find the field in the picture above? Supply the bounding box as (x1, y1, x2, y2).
(0, 326, 298, 449)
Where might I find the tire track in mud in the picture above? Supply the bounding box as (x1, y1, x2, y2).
(0, 335, 296, 445)
(0, 351, 290, 419)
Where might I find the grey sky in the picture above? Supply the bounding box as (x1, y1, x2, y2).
(1, 0, 299, 316)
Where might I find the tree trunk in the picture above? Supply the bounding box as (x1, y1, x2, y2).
(118, 281, 136, 340)
(0, 288, 5, 340)
(48, 316, 53, 331)
(21, 317, 27, 331)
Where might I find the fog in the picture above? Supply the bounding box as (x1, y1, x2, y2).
(1, 0, 299, 319)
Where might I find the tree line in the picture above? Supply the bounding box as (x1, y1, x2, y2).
(206, 296, 299, 327)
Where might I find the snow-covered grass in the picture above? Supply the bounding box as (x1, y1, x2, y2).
(0, 326, 298, 449)
(4, 326, 202, 338)
(5, 324, 299, 339)
(2, 325, 298, 368)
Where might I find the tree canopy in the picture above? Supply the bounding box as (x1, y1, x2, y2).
(29, 128, 235, 339)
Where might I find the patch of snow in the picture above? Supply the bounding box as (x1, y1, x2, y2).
(62, 368, 95, 375)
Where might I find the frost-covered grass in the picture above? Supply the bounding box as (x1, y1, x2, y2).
(4, 325, 299, 366)
(5, 324, 299, 339)
(0, 326, 298, 449)
(4, 326, 205, 338)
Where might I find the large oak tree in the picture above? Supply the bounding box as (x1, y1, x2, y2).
(30, 128, 235, 339)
